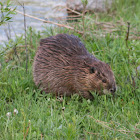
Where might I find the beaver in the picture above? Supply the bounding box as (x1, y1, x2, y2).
(33, 34, 116, 100)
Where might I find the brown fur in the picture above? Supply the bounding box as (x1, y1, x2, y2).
(33, 34, 116, 100)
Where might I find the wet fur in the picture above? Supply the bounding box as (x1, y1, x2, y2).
(33, 34, 116, 100)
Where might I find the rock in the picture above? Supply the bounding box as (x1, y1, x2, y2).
(66, 0, 113, 13)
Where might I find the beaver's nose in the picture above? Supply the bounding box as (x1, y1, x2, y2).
(110, 87, 116, 93)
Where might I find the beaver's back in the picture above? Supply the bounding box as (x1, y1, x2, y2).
(39, 34, 89, 56)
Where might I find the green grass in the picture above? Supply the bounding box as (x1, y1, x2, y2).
(0, 0, 140, 139)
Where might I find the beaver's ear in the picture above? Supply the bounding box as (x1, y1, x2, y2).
(106, 63, 111, 68)
(90, 67, 96, 74)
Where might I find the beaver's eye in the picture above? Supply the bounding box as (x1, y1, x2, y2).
(102, 79, 107, 83)
(90, 67, 95, 73)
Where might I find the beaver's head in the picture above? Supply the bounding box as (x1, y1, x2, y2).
(85, 61, 116, 95)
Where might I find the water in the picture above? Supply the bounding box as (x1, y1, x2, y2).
(0, 0, 67, 45)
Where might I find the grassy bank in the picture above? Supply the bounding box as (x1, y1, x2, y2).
(0, 0, 140, 139)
